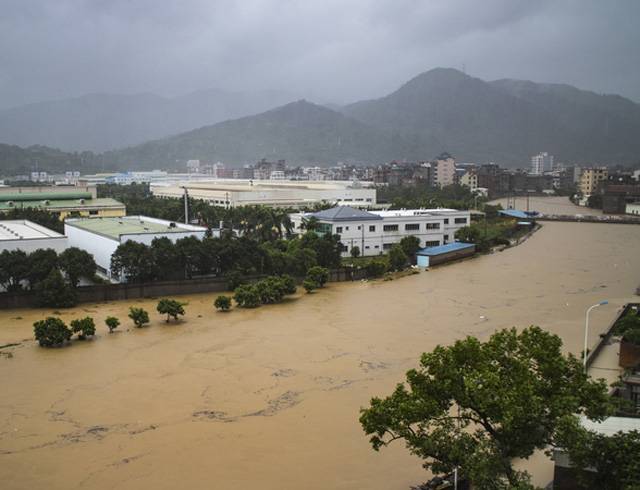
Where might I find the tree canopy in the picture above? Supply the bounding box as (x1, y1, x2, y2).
(359, 326, 612, 489)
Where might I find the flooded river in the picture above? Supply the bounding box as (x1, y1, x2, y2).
(1, 197, 639, 490)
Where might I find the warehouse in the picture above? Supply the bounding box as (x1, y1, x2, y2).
(151, 180, 376, 208)
(0, 191, 125, 220)
(65, 216, 207, 280)
(416, 242, 475, 268)
(0, 220, 68, 253)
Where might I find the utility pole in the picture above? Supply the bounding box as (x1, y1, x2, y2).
(183, 187, 189, 224)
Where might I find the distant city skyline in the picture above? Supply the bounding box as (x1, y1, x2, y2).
(0, 1, 639, 109)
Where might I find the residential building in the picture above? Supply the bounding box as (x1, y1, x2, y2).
(65, 216, 207, 280)
(289, 206, 471, 257)
(0, 220, 67, 253)
(579, 167, 608, 197)
(530, 152, 554, 175)
(626, 202, 640, 215)
(431, 155, 456, 187)
(152, 180, 376, 208)
(459, 170, 478, 191)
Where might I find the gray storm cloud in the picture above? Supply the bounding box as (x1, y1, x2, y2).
(0, 0, 638, 109)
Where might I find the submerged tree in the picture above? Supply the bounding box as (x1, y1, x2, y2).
(214, 295, 232, 311)
(156, 298, 186, 322)
(128, 307, 150, 328)
(33, 317, 72, 347)
(359, 326, 612, 489)
(70, 317, 96, 340)
(105, 316, 120, 333)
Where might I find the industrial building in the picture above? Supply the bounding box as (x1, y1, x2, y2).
(151, 180, 376, 208)
(64, 216, 207, 280)
(0, 220, 68, 253)
(0, 185, 125, 220)
(290, 206, 471, 257)
(416, 242, 475, 268)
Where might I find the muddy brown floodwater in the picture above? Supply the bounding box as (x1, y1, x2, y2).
(1, 197, 639, 490)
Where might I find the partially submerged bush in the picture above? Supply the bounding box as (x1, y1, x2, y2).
(33, 317, 72, 347)
(214, 295, 232, 311)
(157, 298, 187, 322)
(128, 307, 150, 328)
(105, 316, 120, 333)
(70, 317, 96, 340)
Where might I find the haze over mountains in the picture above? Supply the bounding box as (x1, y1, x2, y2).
(2, 68, 640, 174)
(0, 89, 298, 151)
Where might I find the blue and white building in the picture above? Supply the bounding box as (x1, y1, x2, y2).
(290, 206, 471, 257)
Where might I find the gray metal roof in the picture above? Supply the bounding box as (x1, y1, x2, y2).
(310, 206, 382, 222)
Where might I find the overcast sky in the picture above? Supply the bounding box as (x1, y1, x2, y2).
(1, 0, 638, 109)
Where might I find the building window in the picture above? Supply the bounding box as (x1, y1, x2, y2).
(366, 198, 372, 202)
(444, 218, 449, 224)
(425, 240, 440, 247)
(340, 244, 348, 252)
(365, 245, 370, 249)
(89, 210, 99, 216)
(345, 226, 350, 231)
(369, 225, 376, 232)
(454, 217, 467, 224)
(444, 234, 449, 242)
(426, 222, 440, 230)
(383, 224, 399, 232)
(357, 225, 361, 230)
(405, 223, 420, 231)
(336, 226, 343, 233)
(382, 243, 393, 250)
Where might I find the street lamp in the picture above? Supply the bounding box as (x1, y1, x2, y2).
(583, 300, 609, 371)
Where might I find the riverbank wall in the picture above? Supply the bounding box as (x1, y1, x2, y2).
(0, 268, 371, 310)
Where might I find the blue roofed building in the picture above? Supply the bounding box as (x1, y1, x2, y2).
(416, 242, 475, 267)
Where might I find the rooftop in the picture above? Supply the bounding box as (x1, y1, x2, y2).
(65, 216, 205, 241)
(0, 220, 65, 241)
(416, 242, 475, 256)
(0, 197, 124, 211)
(310, 206, 382, 222)
(580, 416, 640, 436)
(499, 209, 539, 219)
(371, 208, 465, 218)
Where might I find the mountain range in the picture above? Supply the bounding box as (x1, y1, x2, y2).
(2, 68, 640, 174)
(0, 89, 298, 151)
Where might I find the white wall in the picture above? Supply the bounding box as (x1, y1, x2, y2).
(0, 236, 68, 254)
(65, 223, 119, 275)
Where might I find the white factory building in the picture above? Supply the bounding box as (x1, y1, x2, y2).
(290, 206, 471, 257)
(0, 220, 68, 253)
(64, 216, 207, 280)
(150, 180, 377, 208)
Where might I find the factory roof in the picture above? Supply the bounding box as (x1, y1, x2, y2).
(416, 242, 475, 256)
(310, 206, 382, 221)
(0, 220, 65, 241)
(371, 208, 465, 218)
(579, 416, 640, 436)
(65, 216, 206, 241)
(0, 197, 124, 211)
(498, 209, 539, 219)
(0, 192, 92, 202)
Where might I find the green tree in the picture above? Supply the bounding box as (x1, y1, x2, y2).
(233, 284, 261, 308)
(224, 270, 245, 291)
(279, 274, 297, 295)
(556, 418, 640, 489)
(365, 259, 388, 278)
(157, 298, 186, 322)
(128, 307, 150, 328)
(302, 279, 317, 293)
(111, 241, 157, 283)
(350, 246, 361, 258)
(359, 326, 612, 489)
(399, 235, 421, 258)
(388, 244, 408, 271)
(59, 247, 97, 287)
(306, 266, 329, 288)
(33, 317, 72, 347)
(34, 269, 77, 308)
(0, 249, 29, 291)
(214, 295, 232, 311)
(105, 316, 120, 333)
(70, 317, 96, 340)
(26, 248, 58, 289)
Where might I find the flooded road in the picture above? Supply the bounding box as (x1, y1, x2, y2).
(1, 198, 639, 490)
(490, 195, 603, 215)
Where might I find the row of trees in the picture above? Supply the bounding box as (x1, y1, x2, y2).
(378, 183, 481, 211)
(110, 231, 342, 283)
(33, 299, 187, 347)
(360, 326, 640, 489)
(0, 247, 97, 307)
